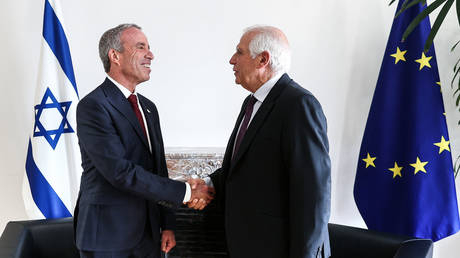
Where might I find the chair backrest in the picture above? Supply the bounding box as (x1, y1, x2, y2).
(328, 223, 433, 258)
(0, 217, 433, 258)
(0, 217, 79, 258)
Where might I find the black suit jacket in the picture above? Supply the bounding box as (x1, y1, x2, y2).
(210, 74, 331, 258)
(74, 78, 185, 253)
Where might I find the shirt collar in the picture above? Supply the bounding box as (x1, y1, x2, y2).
(252, 73, 283, 103)
(107, 75, 136, 99)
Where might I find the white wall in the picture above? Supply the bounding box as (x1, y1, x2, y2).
(1, 0, 460, 257)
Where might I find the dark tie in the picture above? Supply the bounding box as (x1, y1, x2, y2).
(233, 96, 257, 159)
(127, 94, 147, 138)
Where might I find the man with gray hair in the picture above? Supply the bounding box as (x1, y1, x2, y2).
(190, 25, 331, 258)
(74, 24, 213, 258)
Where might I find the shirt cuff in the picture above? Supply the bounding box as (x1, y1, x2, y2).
(183, 182, 191, 203)
(203, 176, 214, 188)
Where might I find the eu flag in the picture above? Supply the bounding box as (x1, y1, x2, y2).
(353, 0, 460, 241)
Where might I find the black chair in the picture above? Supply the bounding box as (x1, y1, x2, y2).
(0, 217, 433, 258)
(0, 217, 78, 258)
(328, 223, 433, 258)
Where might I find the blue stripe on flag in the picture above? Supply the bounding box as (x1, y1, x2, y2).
(43, 0, 78, 97)
(25, 138, 72, 218)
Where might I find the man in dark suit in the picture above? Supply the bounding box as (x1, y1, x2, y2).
(75, 24, 212, 258)
(191, 25, 331, 258)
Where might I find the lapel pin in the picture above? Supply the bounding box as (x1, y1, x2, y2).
(146, 109, 151, 113)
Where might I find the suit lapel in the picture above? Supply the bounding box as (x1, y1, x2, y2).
(221, 96, 250, 172)
(101, 78, 150, 150)
(138, 95, 167, 175)
(230, 74, 291, 170)
(138, 95, 158, 155)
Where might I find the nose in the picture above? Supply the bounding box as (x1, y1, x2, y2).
(229, 53, 236, 65)
(146, 50, 154, 60)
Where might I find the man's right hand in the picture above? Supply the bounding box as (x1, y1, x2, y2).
(187, 178, 215, 210)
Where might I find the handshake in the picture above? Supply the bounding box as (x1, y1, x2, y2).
(186, 178, 215, 210)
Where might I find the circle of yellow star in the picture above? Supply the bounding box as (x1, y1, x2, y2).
(436, 81, 442, 92)
(410, 157, 428, 175)
(390, 47, 407, 64)
(415, 52, 432, 70)
(388, 162, 403, 178)
(434, 136, 450, 154)
(362, 153, 376, 168)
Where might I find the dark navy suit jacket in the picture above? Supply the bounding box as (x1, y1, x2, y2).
(210, 74, 331, 258)
(74, 78, 185, 254)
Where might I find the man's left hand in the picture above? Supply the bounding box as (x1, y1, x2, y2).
(161, 230, 176, 253)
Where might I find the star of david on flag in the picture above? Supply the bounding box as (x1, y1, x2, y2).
(33, 87, 74, 149)
(353, 0, 460, 241)
(23, 0, 82, 219)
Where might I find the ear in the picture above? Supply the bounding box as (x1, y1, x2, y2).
(108, 49, 120, 66)
(257, 51, 270, 68)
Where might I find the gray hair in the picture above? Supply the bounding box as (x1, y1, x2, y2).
(99, 23, 142, 73)
(244, 25, 291, 73)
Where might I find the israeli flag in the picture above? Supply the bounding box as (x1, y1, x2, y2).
(23, 0, 81, 219)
